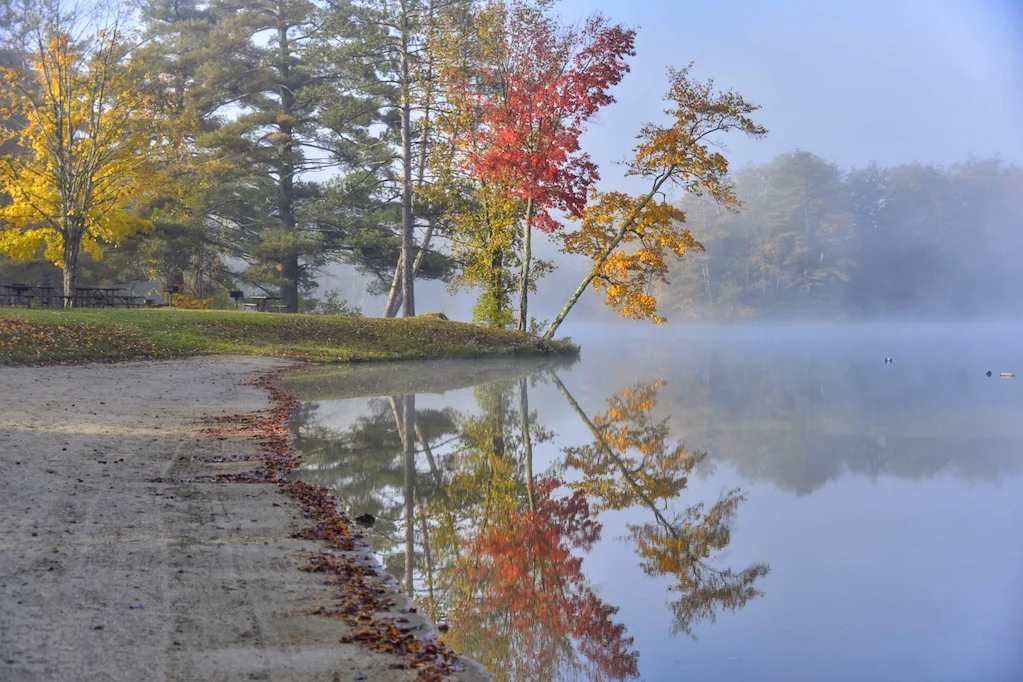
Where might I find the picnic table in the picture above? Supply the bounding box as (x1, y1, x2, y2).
(36, 285, 58, 307)
(0, 283, 142, 308)
(73, 286, 145, 308)
(1, 283, 34, 307)
(248, 296, 282, 312)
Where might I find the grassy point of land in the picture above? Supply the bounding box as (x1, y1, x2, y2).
(0, 308, 578, 366)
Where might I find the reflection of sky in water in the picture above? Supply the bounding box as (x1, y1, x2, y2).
(292, 324, 1023, 682)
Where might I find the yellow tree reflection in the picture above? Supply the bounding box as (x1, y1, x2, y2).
(551, 373, 770, 638)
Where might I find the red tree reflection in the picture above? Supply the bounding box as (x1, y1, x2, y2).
(451, 477, 639, 682)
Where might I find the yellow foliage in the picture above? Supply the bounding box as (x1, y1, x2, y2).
(562, 190, 700, 322)
(557, 374, 770, 637)
(0, 22, 183, 289)
(555, 64, 766, 329)
(563, 380, 704, 512)
(171, 292, 213, 309)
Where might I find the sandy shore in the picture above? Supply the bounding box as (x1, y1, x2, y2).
(0, 357, 458, 682)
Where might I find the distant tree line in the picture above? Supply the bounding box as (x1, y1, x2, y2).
(662, 151, 1023, 320)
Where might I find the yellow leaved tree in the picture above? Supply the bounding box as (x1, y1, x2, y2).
(423, 1, 527, 328)
(544, 64, 767, 338)
(0, 6, 179, 305)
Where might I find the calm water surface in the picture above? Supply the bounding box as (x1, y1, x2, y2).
(286, 324, 1023, 682)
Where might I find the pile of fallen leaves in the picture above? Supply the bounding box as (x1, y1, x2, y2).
(203, 366, 467, 681)
(0, 315, 164, 365)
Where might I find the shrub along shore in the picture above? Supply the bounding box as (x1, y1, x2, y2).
(0, 308, 578, 366)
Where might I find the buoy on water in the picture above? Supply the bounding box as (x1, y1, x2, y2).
(986, 370, 993, 377)
(885, 357, 893, 364)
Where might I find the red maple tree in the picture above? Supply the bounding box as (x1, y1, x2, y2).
(441, 2, 636, 329)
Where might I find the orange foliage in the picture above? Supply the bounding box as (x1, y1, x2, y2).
(551, 64, 766, 333)
(563, 192, 697, 322)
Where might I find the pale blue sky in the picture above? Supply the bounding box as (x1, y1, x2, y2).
(554, 0, 1023, 195)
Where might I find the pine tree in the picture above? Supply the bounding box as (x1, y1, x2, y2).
(320, 0, 467, 317)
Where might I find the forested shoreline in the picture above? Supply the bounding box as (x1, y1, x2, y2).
(0, 0, 766, 335)
(662, 152, 1023, 321)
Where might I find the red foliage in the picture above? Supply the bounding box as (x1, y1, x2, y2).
(465, 476, 639, 680)
(452, 12, 636, 233)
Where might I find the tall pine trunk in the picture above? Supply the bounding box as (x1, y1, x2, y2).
(281, 254, 300, 313)
(277, 14, 300, 314)
(399, 0, 415, 318)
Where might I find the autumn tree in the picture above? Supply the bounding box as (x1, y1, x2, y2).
(0, 2, 181, 303)
(429, 0, 634, 330)
(544, 64, 767, 338)
(426, 2, 529, 326)
(435, 0, 634, 331)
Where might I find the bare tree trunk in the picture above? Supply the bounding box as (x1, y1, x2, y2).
(413, 220, 435, 274)
(402, 393, 416, 596)
(516, 199, 533, 332)
(399, 0, 415, 319)
(385, 219, 437, 317)
(384, 258, 403, 318)
(519, 377, 535, 513)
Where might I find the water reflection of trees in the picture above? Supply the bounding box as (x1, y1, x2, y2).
(293, 374, 766, 680)
(598, 345, 1023, 493)
(551, 374, 769, 638)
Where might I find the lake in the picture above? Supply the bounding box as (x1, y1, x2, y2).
(284, 323, 1023, 682)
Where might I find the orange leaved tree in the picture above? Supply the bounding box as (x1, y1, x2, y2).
(544, 64, 767, 338)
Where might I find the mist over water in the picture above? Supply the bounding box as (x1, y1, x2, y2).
(288, 323, 1023, 682)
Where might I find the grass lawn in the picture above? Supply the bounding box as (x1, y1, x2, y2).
(0, 308, 578, 365)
